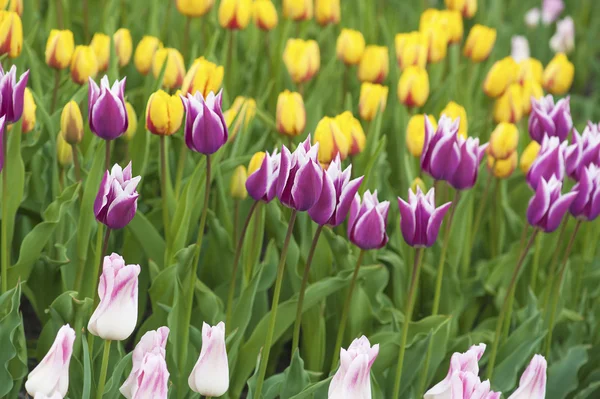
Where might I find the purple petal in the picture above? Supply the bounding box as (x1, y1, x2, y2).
(308, 169, 336, 225)
(291, 160, 323, 211)
(333, 176, 363, 227)
(10, 70, 28, 123)
(91, 89, 127, 140)
(546, 191, 577, 232)
(350, 207, 388, 249)
(106, 192, 139, 229)
(527, 179, 551, 226)
(426, 202, 452, 246)
(398, 197, 416, 246)
(94, 171, 110, 220)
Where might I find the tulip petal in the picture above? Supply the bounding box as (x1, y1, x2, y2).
(426, 202, 452, 246)
(546, 191, 577, 232)
(291, 160, 323, 211)
(308, 169, 336, 225)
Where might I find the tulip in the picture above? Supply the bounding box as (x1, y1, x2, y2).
(283, 39, 320, 84)
(134, 36, 163, 75)
(246, 149, 280, 202)
(489, 123, 519, 160)
(421, 115, 461, 181)
(568, 164, 600, 221)
(90, 33, 110, 71)
(543, 53, 574, 95)
(542, 0, 564, 24)
(21, 87, 36, 133)
(406, 114, 437, 157)
(334, 111, 366, 156)
(276, 90, 305, 136)
(45, 29, 75, 69)
(483, 56, 518, 98)
(60, 101, 84, 145)
(347, 190, 390, 249)
(398, 66, 429, 108)
(441, 10, 463, 44)
(518, 58, 543, 85)
(521, 79, 544, 115)
(464, 24, 496, 62)
(520, 141, 541, 174)
(146, 90, 184, 136)
(527, 175, 577, 232)
(6, 0, 22, 16)
(566, 124, 600, 180)
(88, 76, 128, 140)
(0, 65, 28, 123)
(511, 36, 530, 63)
(507, 355, 547, 399)
(424, 343, 486, 399)
(315, 0, 340, 26)
(0, 115, 4, 171)
(182, 56, 224, 97)
(494, 83, 523, 123)
(152, 48, 186, 90)
(230, 165, 248, 200)
(123, 353, 169, 399)
(56, 132, 72, 167)
(0, 11, 22, 58)
(528, 95, 572, 143)
(447, 372, 501, 399)
(219, 0, 252, 29)
(488, 152, 518, 179)
(313, 116, 349, 164)
(276, 137, 324, 211)
(70, 45, 99, 85)
(329, 336, 379, 399)
(398, 187, 452, 247)
(176, 0, 214, 17)
(123, 102, 138, 141)
(182, 91, 228, 155)
(550, 16, 574, 54)
(25, 325, 75, 397)
(223, 96, 256, 139)
(411, 177, 427, 193)
(189, 322, 229, 397)
(395, 31, 428, 69)
(113, 28, 132, 67)
(525, 8, 541, 27)
(445, 0, 477, 18)
(336, 29, 365, 66)
(449, 136, 488, 190)
(88, 253, 141, 340)
(359, 82, 388, 121)
(440, 101, 468, 137)
(526, 136, 566, 189)
(419, 9, 449, 63)
(358, 45, 389, 83)
(94, 162, 141, 229)
(253, 0, 278, 30)
(283, 0, 312, 21)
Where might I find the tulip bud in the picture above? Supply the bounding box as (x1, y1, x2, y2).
(543, 53, 574, 95)
(520, 141, 541, 174)
(542, 0, 564, 25)
(253, 0, 278, 30)
(88, 253, 141, 340)
(550, 16, 574, 54)
(276, 90, 306, 136)
(146, 90, 184, 136)
(25, 325, 75, 398)
(488, 152, 518, 179)
(0, 11, 22, 58)
(134, 36, 163, 75)
(566, 124, 600, 180)
(189, 322, 230, 397)
(507, 355, 547, 399)
(569, 165, 600, 221)
(348, 190, 390, 249)
(359, 82, 388, 121)
(483, 57, 518, 98)
(450, 136, 489, 190)
(440, 101, 468, 137)
(421, 115, 462, 181)
(494, 83, 523, 123)
(406, 114, 437, 157)
(176, 0, 214, 17)
(442, 10, 464, 44)
(489, 123, 519, 160)
(182, 56, 224, 97)
(123, 102, 138, 141)
(219, 0, 252, 29)
(152, 48, 186, 90)
(445, 0, 477, 18)
(283, 0, 312, 21)
(224, 96, 256, 140)
(395, 31, 428, 69)
(123, 353, 169, 399)
(56, 131, 73, 167)
(518, 58, 543, 85)
(526, 136, 566, 189)
(182, 91, 228, 154)
(283, 39, 320, 84)
(88, 76, 128, 140)
(45, 29, 75, 70)
(0, 66, 27, 126)
(230, 165, 248, 199)
(329, 336, 379, 399)
(248, 152, 266, 175)
(95, 163, 141, 229)
(463, 24, 496, 63)
(398, 66, 429, 108)
(315, 0, 340, 26)
(358, 45, 388, 83)
(411, 177, 427, 193)
(70, 45, 99, 85)
(398, 187, 452, 247)
(21, 87, 35, 133)
(419, 9, 449, 63)
(525, 8, 541, 28)
(7, 0, 22, 16)
(313, 116, 349, 164)
(246, 149, 280, 202)
(528, 95, 572, 143)
(527, 176, 576, 232)
(90, 33, 110, 71)
(334, 111, 366, 156)
(113, 28, 132, 67)
(60, 101, 84, 145)
(336, 29, 365, 66)
(521, 80, 544, 115)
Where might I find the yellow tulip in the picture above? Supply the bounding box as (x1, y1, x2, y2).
(493, 83, 523, 123)
(411, 177, 427, 193)
(440, 101, 468, 137)
(521, 79, 544, 115)
(518, 58, 543, 85)
(488, 152, 517, 179)
(7, 0, 22, 16)
(276, 90, 306, 136)
(520, 141, 541, 173)
(248, 151, 266, 175)
(313, 116, 349, 164)
(283, 0, 313, 21)
(224, 96, 257, 139)
(406, 114, 437, 157)
(0, 11, 22, 58)
(420, 9, 449, 62)
(176, 0, 214, 17)
(253, 0, 278, 31)
(336, 29, 365, 65)
(123, 102, 138, 141)
(146, 90, 184, 136)
(464, 24, 496, 62)
(152, 48, 186, 90)
(489, 123, 519, 160)
(543, 53, 574, 95)
(90, 32, 110, 71)
(134, 36, 163, 75)
(358, 45, 389, 83)
(395, 31, 428, 69)
(230, 165, 248, 199)
(441, 10, 463, 44)
(181, 56, 224, 97)
(70, 45, 99, 85)
(57, 132, 73, 167)
(315, 0, 340, 26)
(359, 82, 388, 121)
(398, 66, 429, 108)
(45, 29, 75, 70)
(21, 87, 35, 133)
(334, 111, 366, 156)
(483, 56, 519, 98)
(113, 28, 133, 67)
(219, 0, 252, 29)
(445, 0, 477, 18)
(61, 101, 84, 144)
(283, 39, 320, 84)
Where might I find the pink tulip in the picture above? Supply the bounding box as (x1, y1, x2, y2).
(128, 352, 170, 398)
(507, 355, 547, 399)
(328, 336, 379, 399)
(189, 322, 229, 396)
(449, 371, 501, 399)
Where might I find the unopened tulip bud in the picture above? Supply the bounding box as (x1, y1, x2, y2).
(489, 123, 519, 160)
(176, 0, 215, 17)
(526, 136, 566, 189)
(421, 115, 462, 181)
(253, 0, 278, 30)
(60, 101, 83, 145)
(0, 11, 22, 58)
(113, 28, 132, 67)
(511, 35, 530, 63)
(520, 141, 541, 173)
(0, 65, 28, 124)
(507, 355, 547, 399)
(189, 322, 229, 397)
(543, 53, 574, 95)
(315, 0, 340, 26)
(419, 10, 449, 63)
(88, 76, 128, 140)
(90, 33, 110, 71)
(146, 90, 184, 136)
(525, 8, 541, 27)
(521, 80, 544, 115)
(542, 0, 564, 25)
(494, 83, 523, 123)
(246, 149, 280, 202)
(283, 39, 320, 84)
(328, 336, 379, 399)
(483, 56, 518, 98)
(528, 95, 572, 143)
(445, 0, 477, 18)
(219, 0, 252, 29)
(518, 58, 543, 85)
(359, 82, 388, 121)
(395, 31, 428, 69)
(223, 96, 256, 139)
(569, 164, 600, 221)
(123, 102, 138, 141)
(406, 114, 437, 157)
(464, 24, 496, 62)
(70, 45, 98, 85)
(182, 91, 228, 154)
(7, 0, 22, 16)
(334, 111, 365, 156)
(94, 163, 141, 229)
(550, 16, 574, 54)
(488, 152, 518, 179)
(57, 131, 73, 167)
(134, 36, 163, 75)
(348, 190, 389, 249)
(398, 66, 429, 108)
(449, 136, 488, 190)
(45, 29, 75, 70)
(336, 29, 365, 66)
(123, 353, 169, 399)
(283, 0, 312, 21)
(314, 116, 349, 164)
(276, 90, 306, 136)
(358, 45, 388, 83)
(22, 87, 36, 133)
(411, 177, 427, 193)
(398, 187, 451, 247)
(442, 10, 464, 44)
(152, 48, 186, 90)
(230, 165, 248, 199)
(527, 176, 576, 232)
(182, 57, 224, 97)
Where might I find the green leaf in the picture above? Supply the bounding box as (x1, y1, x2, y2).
(3, 121, 25, 256)
(127, 212, 166, 269)
(0, 283, 28, 396)
(547, 345, 590, 399)
(280, 350, 311, 399)
(82, 334, 92, 399)
(102, 352, 133, 398)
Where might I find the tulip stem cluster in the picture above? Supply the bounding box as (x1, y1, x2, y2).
(71, 144, 82, 182)
(540, 219, 569, 311)
(174, 145, 188, 200)
(96, 339, 112, 399)
(51, 69, 60, 113)
(160, 136, 171, 249)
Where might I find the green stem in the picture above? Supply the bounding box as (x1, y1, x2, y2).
(530, 233, 543, 292)
(160, 136, 170, 252)
(541, 218, 568, 311)
(83, 0, 90, 41)
(254, 210, 298, 398)
(105, 140, 111, 171)
(292, 224, 324, 353)
(51, 70, 61, 114)
(174, 143, 188, 200)
(1, 162, 7, 293)
(469, 165, 495, 252)
(96, 339, 112, 399)
(183, 17, 191, 60)
(55, 0, 64, 28)
(392, 247, 424, 399)
(72, 144, 82, 182)
(486, 229, 539, 379)
(225, 200, 259, 329)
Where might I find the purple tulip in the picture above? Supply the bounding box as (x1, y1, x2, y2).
(527, 175, 577, 232)
(507, 355, 547, 399)
(526, 136, 566, 190)
(328, 336, 379, 399)
(448, 137, 489, 190)
(94, 162, 141, 229)
(88, 76, 128, 140)
(182, 90, 228, 155)
(0, 65, 29, 124)
(246, 149, 281, 202)
(528, 95, 572, 143)
(308, 155, 363, 226)
(347, 190, 389, 250)
(397, 187, 452, 248)
(569, 164, 600, 221)
(276, 137, 324, 211)
(565, 123, 600, 180)
(421, 115, 461, 181)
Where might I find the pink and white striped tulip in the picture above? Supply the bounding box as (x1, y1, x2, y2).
(128, 352, 170, 398)
(449, 371, 501, 399)
(189, 322, 230, 396)
(507, 355, 547, 399)
(328, 336, 379, 399)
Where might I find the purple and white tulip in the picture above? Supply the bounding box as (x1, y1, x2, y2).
(347, 190, 389, 250)
(448, 137, 488, 190)
(527, 175, 578, 232)
(448, 372, 501, 399)
(246, 149, 281, 202)
(550, 16, 575, 54)
(88, 76, 128, 140)
(328, 336, 379, 399)
(528, 95, 572, 143)
(421, 115, 461, 181)
(182, 90, 228, 155)
(526, 136, 566, 190)
(542, 0, 564, 25)
(565, 123, 600, 180)
(94, 162, 140, 229)
(189, 322, 229, 397)
(126, 353, 170, 399)
(0, 65, 29, 123)
(569, 164, 600, 221)
(507, 355, 547, 399)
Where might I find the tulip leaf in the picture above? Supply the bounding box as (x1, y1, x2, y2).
(81, 334, 92, 399)
(288, 376, 333, 399)
(3, 120, 25, 257)
(547, 345, 590, 399)
(127, 212, 166, 269)
(0, 283, 28, 397)
(102, 352, 133, 399)
(280, 350, 311, 399)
